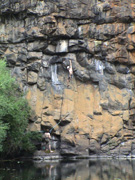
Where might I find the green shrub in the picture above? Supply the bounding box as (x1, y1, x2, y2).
(0, 59, 41, 158)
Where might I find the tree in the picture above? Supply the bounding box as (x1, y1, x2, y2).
(0, 59, 41, 158)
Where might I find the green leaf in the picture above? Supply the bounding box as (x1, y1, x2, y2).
(0, 59, 40, 158)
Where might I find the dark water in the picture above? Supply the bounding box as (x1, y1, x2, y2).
(0, 159, 135, 180)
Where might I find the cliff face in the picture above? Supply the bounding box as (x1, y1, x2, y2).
(1, 0, 135, 157)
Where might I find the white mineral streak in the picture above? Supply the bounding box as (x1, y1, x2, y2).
(56, 40, 68, 53)
(95, 59, 104, 75)
(51, 64, 59, 85)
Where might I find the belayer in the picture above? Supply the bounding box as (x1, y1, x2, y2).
(42, 129, 53, 153)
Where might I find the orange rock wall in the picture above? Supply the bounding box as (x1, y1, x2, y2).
(1, 0, 135, 156)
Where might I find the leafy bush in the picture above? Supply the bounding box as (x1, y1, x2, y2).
(0, 59, 41, 158)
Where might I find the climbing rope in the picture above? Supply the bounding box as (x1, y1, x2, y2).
(47, 59, 73, 134)
(49, 83, 65, 134)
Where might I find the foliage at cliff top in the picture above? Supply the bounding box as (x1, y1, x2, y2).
(0, 59, 41, 158)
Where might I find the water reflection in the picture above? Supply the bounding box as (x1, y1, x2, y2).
(0, 159, 135, 180)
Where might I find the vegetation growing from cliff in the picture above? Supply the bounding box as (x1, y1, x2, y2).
(0, 60, 41, 158)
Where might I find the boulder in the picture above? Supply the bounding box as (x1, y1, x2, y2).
(28, 71, 38, 84)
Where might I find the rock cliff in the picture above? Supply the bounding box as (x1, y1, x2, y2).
(1, 0, 135, 157)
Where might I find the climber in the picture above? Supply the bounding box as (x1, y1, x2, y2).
(67, 59, 73, 86)
(42, 129, 53, 153)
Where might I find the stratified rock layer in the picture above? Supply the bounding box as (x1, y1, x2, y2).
(1, 0, 135, 157)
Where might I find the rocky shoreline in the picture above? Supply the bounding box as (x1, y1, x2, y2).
(33, 150, 135, 161)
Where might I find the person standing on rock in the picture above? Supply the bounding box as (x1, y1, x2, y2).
(67, 59, 73, 86)
(43, 129, 53, 153)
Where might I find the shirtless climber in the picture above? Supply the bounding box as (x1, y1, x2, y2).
(43, 129, 53, 153)
(67, 59, 73, 86)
